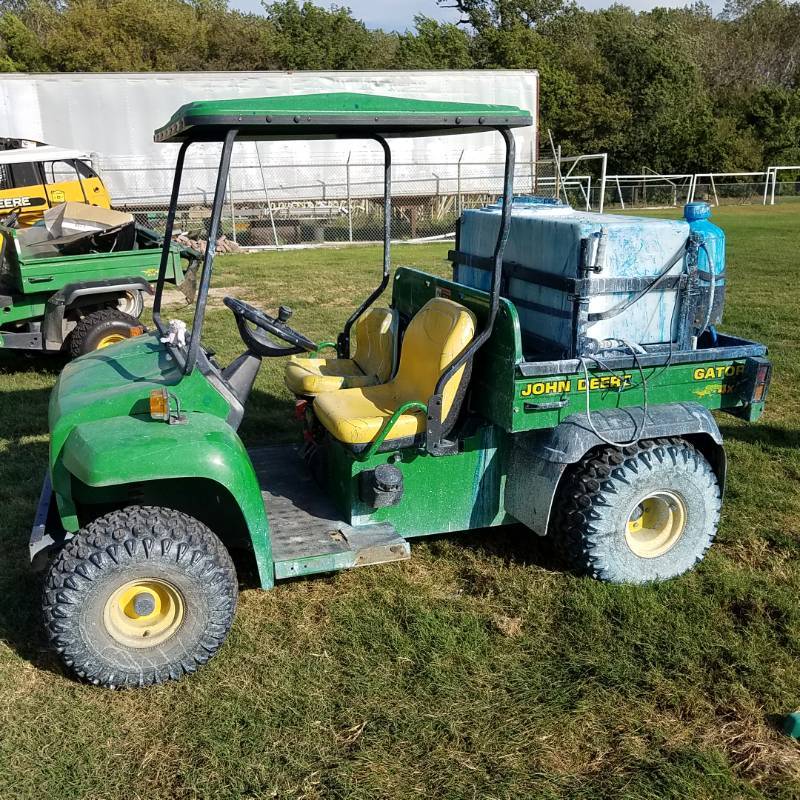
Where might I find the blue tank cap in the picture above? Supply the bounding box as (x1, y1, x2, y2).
(684, 201, 712, 222)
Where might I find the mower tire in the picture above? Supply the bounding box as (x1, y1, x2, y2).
(554, 438, 721, 584)
(68, 308, 143, 358)
(43, 506, 238, 688)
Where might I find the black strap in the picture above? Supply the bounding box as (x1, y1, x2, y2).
(452, 250, 576, 292)
(511, 295, 573, 319)
(450, 247, 693, 299)
(587, 244, 687, 323)
(697, 269, 725, 282)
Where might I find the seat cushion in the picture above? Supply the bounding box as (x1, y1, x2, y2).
(390, 297, 476, 422)
(314, 383, 426, 445)
(284, 357, 378, 396)
(314, 298, 477, 446)
(284, 307, 398, 397)
(352, 307, 397, 384)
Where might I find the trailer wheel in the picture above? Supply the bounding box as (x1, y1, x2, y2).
(43, 506, 238, 688)
(68, 308, 143, 357)
(554, 438, 721, 583)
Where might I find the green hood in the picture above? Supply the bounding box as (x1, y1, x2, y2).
(49, 333, 230, 465)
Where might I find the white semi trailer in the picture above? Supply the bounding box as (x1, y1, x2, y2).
(0, 70, 539, 206)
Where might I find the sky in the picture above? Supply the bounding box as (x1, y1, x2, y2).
(231, 0, 727, 31)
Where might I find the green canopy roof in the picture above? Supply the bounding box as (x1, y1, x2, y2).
(154, 92, 532, 143)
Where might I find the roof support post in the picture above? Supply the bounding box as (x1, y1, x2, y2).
(425, 126, 516, 456)
(185, 128, 238, 373)
(153, 138, 192, 334)
(337, 134, 392, 358)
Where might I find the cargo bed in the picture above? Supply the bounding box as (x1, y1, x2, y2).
(393, 268, 772, 436)
(518, 331, 766, 376)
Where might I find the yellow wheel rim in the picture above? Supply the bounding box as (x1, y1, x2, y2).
(625, 491, 688, 558)
(96, 333, 126, 349)
(103, 578, 185, 648)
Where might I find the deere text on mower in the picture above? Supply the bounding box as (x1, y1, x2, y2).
(34, 93, 771, 688)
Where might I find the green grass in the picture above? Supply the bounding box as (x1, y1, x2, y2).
(1, 206, 799, 799)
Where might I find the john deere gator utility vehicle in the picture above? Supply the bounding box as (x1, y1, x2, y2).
(33, 93, 771, 688)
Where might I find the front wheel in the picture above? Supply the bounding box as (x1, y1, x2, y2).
(43, 506, 238, 688)
(554, 438, 721, 583)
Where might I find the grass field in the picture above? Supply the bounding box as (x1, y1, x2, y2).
(1, 204, 799, 799)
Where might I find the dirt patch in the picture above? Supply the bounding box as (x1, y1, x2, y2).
(703, 711, 800, 787)
(492, 614, 523, 637)
(143, 285, 256, 310)
(143, 288, 185, 308)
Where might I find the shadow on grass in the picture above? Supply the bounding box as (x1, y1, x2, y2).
(0, 436, 67, 678)
(0, 350, 69, 377)
(0, 386, 54, 440)
(719, 422, 800, 449)
(0, 379, 571, 676)
(238, 387, 300, 445)
(416, 524, 570, 582)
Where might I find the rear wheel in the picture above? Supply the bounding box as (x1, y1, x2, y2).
(554, 438, 721, 583)
(43, 506, 238, 688)
(68, 308, 143, 357)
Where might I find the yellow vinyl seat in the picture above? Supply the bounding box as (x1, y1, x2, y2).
(284, 307, 398, 396)
(314, 298, 477, 448)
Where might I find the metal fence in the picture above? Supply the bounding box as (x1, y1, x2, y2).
(107, 154, 571, 248)
(104, 153, 797, 249)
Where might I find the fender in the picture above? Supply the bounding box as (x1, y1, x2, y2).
(505, 402, 727, 537)
(42, 276, 153, 350)
(56, 412, 274, 588)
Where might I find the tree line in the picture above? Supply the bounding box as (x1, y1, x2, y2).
(0, 0, 798, 173)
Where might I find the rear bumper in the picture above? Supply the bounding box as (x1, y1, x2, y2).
(29, 471, 71, 570)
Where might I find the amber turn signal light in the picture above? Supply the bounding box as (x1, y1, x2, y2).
(149, 388, 170, 421)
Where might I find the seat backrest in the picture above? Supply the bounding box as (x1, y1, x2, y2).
(352, 306, 398, 382)
(391, 297, 476, 419)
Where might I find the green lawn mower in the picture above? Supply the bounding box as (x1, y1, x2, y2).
(33, 93, 771, 688)
(0, 204, 198, 358)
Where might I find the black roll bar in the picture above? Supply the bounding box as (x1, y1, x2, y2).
(153, 138, 192, 335)
(185, 128, 238, 373)
(152, 131, 237, 374)
(425, 126, 516, 455)
(337, 135, 392, 358)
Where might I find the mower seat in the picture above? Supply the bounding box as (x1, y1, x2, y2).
(314, 298, 476, 448)
(284, 307, 398, 397)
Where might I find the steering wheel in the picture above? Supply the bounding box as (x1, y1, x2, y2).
(223, 296, 317, 358)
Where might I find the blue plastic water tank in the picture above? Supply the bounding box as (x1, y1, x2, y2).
(455, 199, 691, 352)
(683, 202, 725, 326)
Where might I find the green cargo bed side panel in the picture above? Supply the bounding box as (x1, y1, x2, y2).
(58, 413, 273, 588)
(0, 293, 48, 326)
(511, 359, 760, 431)
(2, 225, 184, 297)
(15, 248, 182, 295)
